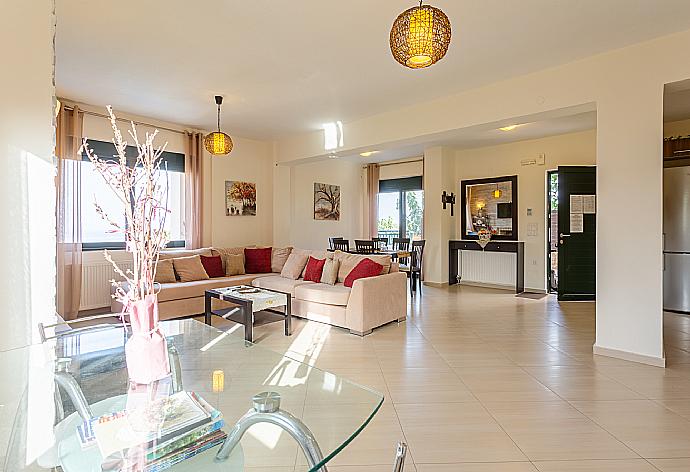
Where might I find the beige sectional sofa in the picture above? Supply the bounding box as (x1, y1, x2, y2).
(111, 247, 407, 336)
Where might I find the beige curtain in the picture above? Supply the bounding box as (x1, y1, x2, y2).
(184, 132, 204, 249)
(367, 163, 380, 238)
(56, 105, 84, 320)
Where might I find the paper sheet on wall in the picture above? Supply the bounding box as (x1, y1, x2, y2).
(583, 195, 596, 214)
(570, 213, 584, 233)
(570, 195, 583, 213)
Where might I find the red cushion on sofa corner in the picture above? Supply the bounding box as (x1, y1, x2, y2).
(244, 247, 273, 273)
(303, 256, 326, 282)
(200, 255, 225, 278)
(344, 258, 384, 288)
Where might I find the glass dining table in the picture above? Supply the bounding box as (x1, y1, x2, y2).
(0, 319, 383, 471)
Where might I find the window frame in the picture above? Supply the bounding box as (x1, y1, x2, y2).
(377, 177, 424, 241)
(80, 140, 186, 251)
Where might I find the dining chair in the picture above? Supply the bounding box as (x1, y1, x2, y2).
(355, 239, 376, 254)
(401, 240, 425, 294)
(392, 237, 411, 265)
(372, 237, 388, 250)
(328, 236, 345, 250)
(332, 239, 350, 251)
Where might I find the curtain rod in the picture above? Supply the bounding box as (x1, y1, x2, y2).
(62, 105, 189, 136)
(363, 158, 423, 169)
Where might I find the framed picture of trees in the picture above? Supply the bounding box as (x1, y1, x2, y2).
(225, 181, 257, 216)
(314, 182, 340, 221)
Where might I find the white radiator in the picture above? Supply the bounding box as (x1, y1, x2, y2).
(459, 251, 516, 288)
(80, 260, 132, 310)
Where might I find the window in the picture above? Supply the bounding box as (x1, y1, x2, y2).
(81, 140, 186, 250)
(377, 176, 424, 244)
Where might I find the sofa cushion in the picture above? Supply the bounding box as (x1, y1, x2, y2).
(304, 256, 326, 282)
(334, 251, 391, 283)
(344, 258, 384, 288)
(252, 275, 312, 296)
(156, 275, 258, 302)
(294, 283, 351, 307)
(280, 252, 309, 279)
(271, 246, 293, 273)
(200, 255, 225, 278)
(292, 249, 332, 278)
(214, 246, 251, 272)
(173, 255, 210, 282)
(224, 254, 245, 276)
(154, 258, 177, 283)
(245, 247, 272, 273)
(320, 258, 340, 285)
(159, 247, 212, 260)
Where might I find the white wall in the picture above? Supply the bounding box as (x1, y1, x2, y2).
(379, 159, 423, 180)
(0, 0, 56, 349)
(423, 147, 455, 284)
(210, 137, 274, 248)
(454, 130, 597, 291)
(284, 159, 364, 250)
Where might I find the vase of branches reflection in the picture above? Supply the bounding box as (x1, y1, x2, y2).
(81, 107, 171, 385)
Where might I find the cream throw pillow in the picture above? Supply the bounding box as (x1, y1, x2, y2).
(271, 246, 293, 273)
(214, 246, 251, 272)
(320, 258, 340, 285)
(334, 250, 391, 283)
(172, 255, 210, 282)
(154, 258, 177, 283)
(281, 253, 309, 280)
(224, 254, 245, 276)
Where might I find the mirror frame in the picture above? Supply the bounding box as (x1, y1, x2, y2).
(460, 175, 518, 241)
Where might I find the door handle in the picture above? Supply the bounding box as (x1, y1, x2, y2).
(560, 233, 571, 238)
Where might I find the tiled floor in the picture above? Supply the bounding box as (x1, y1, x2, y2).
(209, 284, 690, 471)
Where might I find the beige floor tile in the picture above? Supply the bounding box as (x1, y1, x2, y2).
(417, 463, 537, 471)
(395, 402, 527, 463)
(523, 366, 644, 401)
(533, 459, 659, 471)
(455, 367, 560, 402)
(383, 367, 477, 404)
(648, 458, 690, 471)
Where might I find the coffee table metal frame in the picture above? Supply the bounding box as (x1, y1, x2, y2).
(204, 285, 291, 342)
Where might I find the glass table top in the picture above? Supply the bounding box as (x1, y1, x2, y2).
(0, 319, 383, 471)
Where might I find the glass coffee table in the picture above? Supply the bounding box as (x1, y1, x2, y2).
(205, 285, 291, 343)
(1, 319, 383, 471)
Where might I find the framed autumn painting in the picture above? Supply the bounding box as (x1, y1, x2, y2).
(225, 181, 256, 216)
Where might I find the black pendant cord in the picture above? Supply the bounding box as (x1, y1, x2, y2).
(217, 104, 221, 133)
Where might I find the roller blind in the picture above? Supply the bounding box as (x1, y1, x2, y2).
(81, 139, 185, 173)
(378, 176, 423, 193)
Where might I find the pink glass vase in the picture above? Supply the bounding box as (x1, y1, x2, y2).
(125, 294, 170, 385)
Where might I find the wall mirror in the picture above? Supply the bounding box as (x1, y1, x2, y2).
(460, 175, 518, 240)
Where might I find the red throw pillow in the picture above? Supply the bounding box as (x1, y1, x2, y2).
(244, 247, 272, 273)
(303, 256, 326, 282)
(344, 258, 384, 288)
(200, 255, 224, 278)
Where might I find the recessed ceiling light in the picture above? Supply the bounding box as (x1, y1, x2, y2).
(499, 124, 520, 131)
(360, 150, 380, 157)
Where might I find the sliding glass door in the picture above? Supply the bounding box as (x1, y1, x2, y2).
(377, 177, 424, 244)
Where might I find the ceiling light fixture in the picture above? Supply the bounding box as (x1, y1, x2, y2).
(499, 124, 520, 131)
(204, 95, 233, 156)
(360, 151, 380, 157)
(390, 1, 452, 69)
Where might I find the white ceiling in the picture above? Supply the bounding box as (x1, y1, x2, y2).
(56, 0, 690, 140)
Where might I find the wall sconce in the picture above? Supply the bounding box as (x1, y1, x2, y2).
(441, 191, 456, 216)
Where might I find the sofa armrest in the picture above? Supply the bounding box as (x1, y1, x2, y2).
(346, 272, 407, 335)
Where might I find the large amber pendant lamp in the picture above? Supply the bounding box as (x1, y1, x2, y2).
(390, 1, 451, 69)
(204, 95, 233, 156)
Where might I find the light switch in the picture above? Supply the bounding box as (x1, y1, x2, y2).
(527, 208, 533, 216)
(527, 223, 538, 236)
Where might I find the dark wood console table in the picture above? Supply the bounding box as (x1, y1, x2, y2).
(449, 240, 525, 294)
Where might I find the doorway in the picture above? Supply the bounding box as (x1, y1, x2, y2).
(377, 177, 424, 244)
(546, 170, 559, 293)
(556, 166, 596, 301)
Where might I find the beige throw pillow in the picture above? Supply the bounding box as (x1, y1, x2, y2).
(172, 255, 210, 282)
(214, 246, 251, 272)
(334, 250, 391, 283)
(271, 246, 293, 273)
(224, 254, 245, 276)
(320, 258, 340, 285)
(281, 253, 309, 280)
(154, 258, 177, 284)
